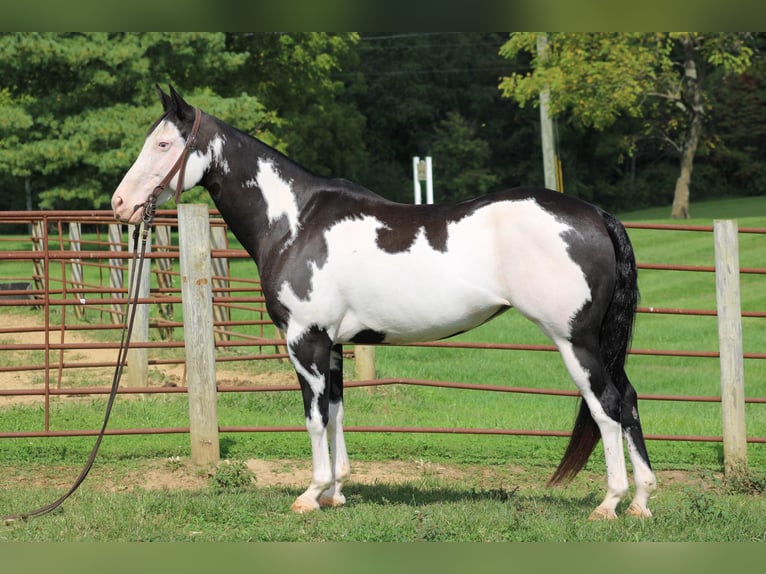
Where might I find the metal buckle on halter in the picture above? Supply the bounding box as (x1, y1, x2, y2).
(142, 194, 158, 226)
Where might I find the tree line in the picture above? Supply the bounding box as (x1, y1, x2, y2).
(1, 32, 763, 218)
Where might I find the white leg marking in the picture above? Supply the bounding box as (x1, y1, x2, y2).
(625, 434, 657, 518)
(319, 401, 351, 508)
(291, 415, 333, 513)
(556, 339, 629, 521)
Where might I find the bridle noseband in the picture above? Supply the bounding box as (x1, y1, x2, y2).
(147, 106, 203, 219)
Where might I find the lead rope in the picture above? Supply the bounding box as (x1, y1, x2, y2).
(3, 197, 157, 525)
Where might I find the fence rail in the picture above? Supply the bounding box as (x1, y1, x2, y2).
(1, 210, 764, 471)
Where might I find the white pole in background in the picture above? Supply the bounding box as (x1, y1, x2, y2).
(413, 156, 434, 204)
(412, 156, 422, 205)
(425, 156, 434, 204)
(537, 33, 558, 192)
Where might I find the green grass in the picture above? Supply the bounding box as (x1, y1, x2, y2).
(1, 195, 765, 541)
(1, 459, 764, 542)
(618, 194, 766, 221)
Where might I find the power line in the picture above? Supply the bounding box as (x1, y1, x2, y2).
(332, 66, 522, 78)
(358, 32, 467, 41)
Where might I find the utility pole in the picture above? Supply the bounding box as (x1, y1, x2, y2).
(537, 33, 560, 192)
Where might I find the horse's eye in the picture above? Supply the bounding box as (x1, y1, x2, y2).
(158, 141, 171, 150)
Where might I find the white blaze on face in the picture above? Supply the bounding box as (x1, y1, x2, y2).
(111, 120, 184, 223)
(244, 159, 300, 241)
(111, 119, 216, 224)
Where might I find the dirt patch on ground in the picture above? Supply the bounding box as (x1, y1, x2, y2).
(0, 311, 294, 406)
(0, 456, 710, 496)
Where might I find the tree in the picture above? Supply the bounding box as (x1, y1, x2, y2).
(0, 32, 360, 211)
(499, 32, 754, 218)
(430, 112, 498, 201)
(225, 33, 367, 181)
(706, 45, 766, 197)
(345, 32, 526, 203)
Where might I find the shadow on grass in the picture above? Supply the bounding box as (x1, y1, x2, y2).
(274, 480, 602, 515)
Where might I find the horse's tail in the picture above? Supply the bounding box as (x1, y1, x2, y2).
(548, 210, 638, 485)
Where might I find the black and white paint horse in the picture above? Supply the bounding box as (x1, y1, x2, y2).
(112, 86, 656, 520)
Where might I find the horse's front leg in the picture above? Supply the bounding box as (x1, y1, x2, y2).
(286, 326, 335, 513)
(319, 344, 350, 508)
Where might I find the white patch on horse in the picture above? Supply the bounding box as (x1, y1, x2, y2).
(277, 198, 591, 345)
(208, 135, 229, 175)
(245, 159, 300, 241)
(172, 133, 228, 192)
(493, 199, 592, 339)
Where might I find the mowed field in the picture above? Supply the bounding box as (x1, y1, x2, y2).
(0, 196, 764, 541)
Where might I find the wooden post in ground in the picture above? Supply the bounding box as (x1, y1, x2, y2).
(68, 222, 85, 319)
(153, 224, 176, 340)
(210, 224, 231, 341)
(126, 224, 151, 388)
(714, 219, 748, 478)
(108, 224, 124, 324)
(355, 346, 376, 380)
(178, 204, 220, 466)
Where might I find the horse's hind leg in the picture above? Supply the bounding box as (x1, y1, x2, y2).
(556, 336, 630, 520)
(287, 326, 334, 513)
(621, 381, 657, 517)
(319, 344, 351, 508)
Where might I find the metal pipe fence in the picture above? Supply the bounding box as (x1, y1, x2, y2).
(1, 211, 764, 454)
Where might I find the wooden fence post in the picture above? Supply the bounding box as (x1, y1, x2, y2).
(68, 222, 85, 319)
(355, 346, 376, 380)
(126, 224, 151, 388)
(31, 220, 46, 294)
(714, 219, 748, 477)
(178, 204, 220, 466)
(210, 224, 231, 341)
(153, 224, 175, 340)
(108, 224, 124, 324)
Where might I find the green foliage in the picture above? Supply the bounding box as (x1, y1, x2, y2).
(0, 32, 358, 212)
(500, 33, 659, 131)
(347, 32, 521, 202)
(499, 32, 753, 133)
(208, 459, 256, 493)
(1, 32, 765, 219)
(429, 112, 498, 201)
(226, 32, 366, 179)
(498, 32, 759, 216)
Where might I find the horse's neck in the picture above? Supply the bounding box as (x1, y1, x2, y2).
(203, 131, 322, 269)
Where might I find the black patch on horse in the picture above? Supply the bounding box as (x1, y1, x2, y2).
(350, 329, 386, 344)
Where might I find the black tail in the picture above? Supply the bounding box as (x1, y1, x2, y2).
(548, 210, 639, 485)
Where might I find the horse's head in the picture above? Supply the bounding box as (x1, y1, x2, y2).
(111, 85, 204, 224)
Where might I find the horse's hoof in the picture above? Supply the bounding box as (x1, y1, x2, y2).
(319, 494, 346, 508)
(626, 502, 652, 518)
(588, 507, 618, 521)
(290, 498, 319, 514)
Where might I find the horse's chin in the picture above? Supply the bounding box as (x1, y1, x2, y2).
(112, 204, 146, 225)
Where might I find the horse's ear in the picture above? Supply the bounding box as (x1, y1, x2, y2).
(168, 84, 196, 123)
(156, 84, 172, 113)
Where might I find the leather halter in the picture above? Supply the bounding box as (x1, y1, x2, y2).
(152, 106, 202, 205)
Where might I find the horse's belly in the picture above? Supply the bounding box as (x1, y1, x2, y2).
(336, 281, 509, 344)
